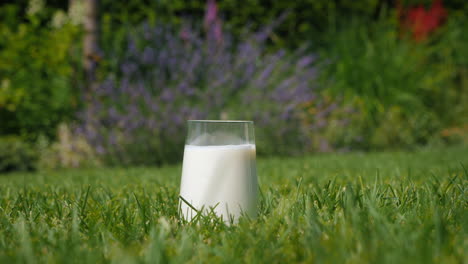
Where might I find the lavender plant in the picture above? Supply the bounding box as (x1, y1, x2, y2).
(76, 1, 328, 165)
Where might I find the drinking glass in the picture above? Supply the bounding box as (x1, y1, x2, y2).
(179, 120, 257, 223)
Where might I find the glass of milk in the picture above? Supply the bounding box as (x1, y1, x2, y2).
(179, 120, 257, 224)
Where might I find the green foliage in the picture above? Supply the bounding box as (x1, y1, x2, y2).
(36, 124, 101, 170)
(97, 0, 382, 47)
(429, 14, 468, 126)
(97, 0, 468, 48)
(0, 136, 37, 172)
(0, 147, 466, 263)
(1, 0, 467, 157)
(99, 0, 383, 48)
(317, 16, 468, 150)
(0, 6, 81, 139)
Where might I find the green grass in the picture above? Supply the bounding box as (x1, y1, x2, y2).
(0, 147, 467, 263)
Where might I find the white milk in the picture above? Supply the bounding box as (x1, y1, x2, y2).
(179, 144, 257, 223)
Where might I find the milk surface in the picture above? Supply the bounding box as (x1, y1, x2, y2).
(179, 144, 257, 223)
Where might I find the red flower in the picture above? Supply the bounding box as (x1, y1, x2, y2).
(398, 0, 447, 41)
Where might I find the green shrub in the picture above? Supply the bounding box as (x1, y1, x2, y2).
(98, 0, 468, 49)
(0, 136, 37, 173)
(317, 16, 467, 150)
(0, 5, 81, 140)
(37, 124, 101, 169)
(3, 1, 468, 51)
(78, 18, 322, 165)
(430, 14, 468, 127)
(98, 0, 383, 49)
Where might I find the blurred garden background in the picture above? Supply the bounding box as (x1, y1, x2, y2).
(1, 0, 467, 172)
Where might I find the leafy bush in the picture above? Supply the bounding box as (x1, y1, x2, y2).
(98, 0, 385, 49)
(0, 136, 37, 173)
(298, 95, 360, 152)
(98, 0, 468, 49)
(76, 16, 325, 165)
(430, 14, 468, 127)
(0, 3, 81, 139)
(317, 16, 468, 150)
(3, 1, 468, 53)
(37, 124, 101, 169)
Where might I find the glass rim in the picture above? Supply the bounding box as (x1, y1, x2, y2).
(187, 120, 254, 123)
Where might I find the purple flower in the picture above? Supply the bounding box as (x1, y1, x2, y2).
(319, 139, 330, 152)
(146, 118, 158, 130)
(254, 63, 274, 88)
(172, 115, 183, 125)
(148, 100, 159, 112)
(108, 107, 119, 121)
(75, 6, 333, 164)
(121, 62, 137, 75)
(281, 107, 294, 120)
(99, 78, 114, 95)
(96, 145, 105, 154)
(128, 104, 139, 116)
(127, 39, 138, 56)
(160, 89, 174, 102)
(297, 55, 316, 68)
(180, 26, 191, 41)
(178, 82, 195, 96)
(204, 0, 218, 28)
(108, 131, 117, 146)
(143, 22, 152, 40)
(141, 47, 155, 65)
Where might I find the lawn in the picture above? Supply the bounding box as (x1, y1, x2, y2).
(0, 147, 467, 263)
